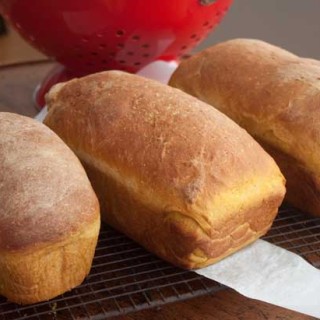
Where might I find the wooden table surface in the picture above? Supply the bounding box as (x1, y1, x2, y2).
(0, 61, 316, 320)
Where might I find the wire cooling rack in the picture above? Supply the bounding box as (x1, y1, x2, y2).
(1, 205, 320, 320)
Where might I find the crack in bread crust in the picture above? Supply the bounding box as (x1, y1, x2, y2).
(78, 149, 283, 269)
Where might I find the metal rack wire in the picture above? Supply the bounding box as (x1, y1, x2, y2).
(1, 205, 320, 320)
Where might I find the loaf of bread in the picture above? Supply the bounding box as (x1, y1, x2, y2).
(170, 39, 320, 217)
(44, 71, 285, 269)
(0, 112, 100, 304)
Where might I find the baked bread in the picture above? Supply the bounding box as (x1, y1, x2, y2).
(44, 71, 285, 269)
(169, 39, 320, 217)
(0, 112, 100, 304)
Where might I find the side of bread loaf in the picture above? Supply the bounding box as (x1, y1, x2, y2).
(44, 71, 285, 269)
(169, 39, 320, 216)
(0, 112, 100, 304)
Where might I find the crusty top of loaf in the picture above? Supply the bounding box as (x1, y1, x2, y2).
(45, 71, 284, 236)
(169, 38, 320, 177)
(0, 112, 99, 252)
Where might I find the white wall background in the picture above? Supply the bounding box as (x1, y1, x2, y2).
(197, 0, 320, 59)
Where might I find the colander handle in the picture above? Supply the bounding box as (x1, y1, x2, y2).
(200, 0, 218, 6)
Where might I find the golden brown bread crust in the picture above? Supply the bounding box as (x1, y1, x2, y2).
(261, 142, 320, 216)
(44, 71, 285, 269)
(169, 38, 320, 216)
(0, 112, 100, 304)
(0, 221, 99, 304)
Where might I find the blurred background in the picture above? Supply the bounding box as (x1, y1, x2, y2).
(0, 0, 319, 65)
(199, 0, 320, 57)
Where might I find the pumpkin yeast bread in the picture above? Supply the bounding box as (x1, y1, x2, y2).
(170, 39, 320, 216)
(44, 71, 285, 269)
(0, 112, 100, 304)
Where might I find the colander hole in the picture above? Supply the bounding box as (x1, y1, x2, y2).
(127, 52, 134, 56)
(117, 43, 125, 48)
(208, 24, 214, 29)
(203, 21, 210, 26)
(181, 45, 188, 50)
(134, 62, 141, 66)
(91, 52, 98, 56)
(109, 52, 116, 57)
(116, 30, 125, 37)
(119, 60, 126, 64)
(132, 35, 140, 41)
(102, 59, 108, 64)
(86, 62, 94, 66)
(190, 34, 197, 39)
(142, 43, 150, 48)
(76, 54, 83, 58)
(99, 44, 106, 49)
(142, 53, 150, 58)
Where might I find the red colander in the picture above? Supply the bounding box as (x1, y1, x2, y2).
(0, 0, 233, 105)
